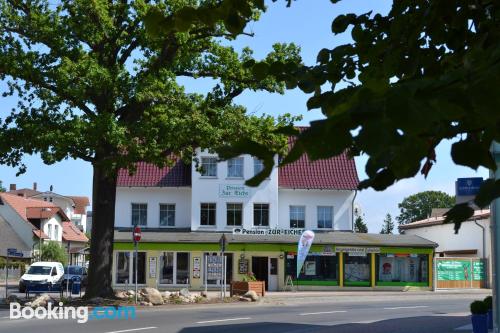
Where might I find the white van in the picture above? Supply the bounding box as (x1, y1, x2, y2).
(19, 261, 65, 292)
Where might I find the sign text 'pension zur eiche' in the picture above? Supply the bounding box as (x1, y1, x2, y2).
(233, 228, 304, 236)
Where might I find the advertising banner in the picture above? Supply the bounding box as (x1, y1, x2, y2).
(473, 261, 485, 281)
(437, 260, 471, 281)
(297, 230, 315, 277)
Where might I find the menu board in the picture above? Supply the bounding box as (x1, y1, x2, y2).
(437, 260, 471, 281)
(473, 261, 485, 281)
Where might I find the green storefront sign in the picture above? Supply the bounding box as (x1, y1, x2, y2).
(437, 260, 471, 281)
(473, 261, 485, 281)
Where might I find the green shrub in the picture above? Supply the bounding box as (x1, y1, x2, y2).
(471, 300, 488, 314)
(40, 241, 68, 264)
(484, 296, 493, 310)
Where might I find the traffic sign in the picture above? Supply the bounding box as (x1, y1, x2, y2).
(456, 177, 483, 196)
(133, 226, 141, 243)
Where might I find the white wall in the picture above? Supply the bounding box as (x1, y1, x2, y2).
(278, 189, 354, 231)
(0, 205, 34, 249)
(190, 150, 279, 231)
(115, 187, 191, 228)
(42, 215, 63, 242)
(404, 219, 491, 259)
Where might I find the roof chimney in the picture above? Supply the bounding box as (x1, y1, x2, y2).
(33, 182, 37, 191)
(9, 184, 16, 191)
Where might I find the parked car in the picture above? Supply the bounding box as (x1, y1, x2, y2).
(62, 265, 88, 288)
(19, 261, 64, 292)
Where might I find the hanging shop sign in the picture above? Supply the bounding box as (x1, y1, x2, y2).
(193, 257, 201, 279)
(219, 184, 250, 198)
(336, 246, 380, 255)
(149, 257, 157, 279)
(232, 228, 304, 235)
(238, 259, 249, 274)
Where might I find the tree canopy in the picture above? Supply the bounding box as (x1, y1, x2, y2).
(0, 0, 300, 297)
(226, 0, 500, 232)
(380, 213, 394, 235)
(40, 241, 68, 264)
(396, 191, 455, 226)
(354, 215, 368, 233)
(0, 180, 5, 192)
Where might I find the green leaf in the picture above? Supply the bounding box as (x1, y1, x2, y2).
(331, 14, 356, 34)
(252, 62, 270, 80)
(444, 203, 475, 234)
(451, 138, 496, 170)
(474, 179, 500, 208)
(225, 12, 246, 35)
(317, 48, 330, 64)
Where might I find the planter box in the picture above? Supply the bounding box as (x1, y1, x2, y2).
(471, 313, 488, 333)
(230, 281, 265, 297)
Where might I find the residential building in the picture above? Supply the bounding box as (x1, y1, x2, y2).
(400, 209, 490, 288)
(112, 131, 437, 291)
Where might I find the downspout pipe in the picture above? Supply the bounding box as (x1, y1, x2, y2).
(352, 190, 358, 232)
(475, 219, 486, 287)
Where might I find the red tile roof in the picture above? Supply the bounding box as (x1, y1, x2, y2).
(116, 127, 359, 190)
(26, 207, 70, 221)
(0, 193, 59, 222)
(117, 158, 191, 187)
(33, 229, 49, 239)
(62, 221, 89, 243)
(400, 209, 490, 230)
(67, 196, 90, 215)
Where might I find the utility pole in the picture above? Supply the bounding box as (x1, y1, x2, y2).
(491, 142, 500, 333)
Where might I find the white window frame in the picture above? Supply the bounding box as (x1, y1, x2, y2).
(54, 225, 59, 240)
(317, 206, 334, 229)
(253, 158, 264, 175)
(114, 251, 147, 286)
(158, 251, 190, 286)
(289, 205, 306, 228)
(200, 203, 217, 226)
(227, 157, 244, 178)
(159, 203, 176, 227)
(200, 157, 217, 177)
(47, 224, 52, 239)
(226, 203, 243, 227)
(131, 203, 148, 226)
(253, 203, 270, 227)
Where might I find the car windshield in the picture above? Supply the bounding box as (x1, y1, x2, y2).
(27, 266, 52, 275)
(64, 267, 82, 275)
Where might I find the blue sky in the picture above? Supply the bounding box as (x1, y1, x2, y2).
(0, 0, 489, 232)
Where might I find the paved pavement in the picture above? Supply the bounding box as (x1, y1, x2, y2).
(0, 290, 491, 333)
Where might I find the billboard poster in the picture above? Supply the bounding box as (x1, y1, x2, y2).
(297, 230, 315, 277)
(473, 261, 485, 281)
(437, 260, 471, 281)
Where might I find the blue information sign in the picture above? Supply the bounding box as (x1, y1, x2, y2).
(7, 248, 24, 257)
(456, 177, 483, 196)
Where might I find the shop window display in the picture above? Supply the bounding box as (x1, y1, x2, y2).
(376, 254, 428, 285)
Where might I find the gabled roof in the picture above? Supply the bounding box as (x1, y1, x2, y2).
(67, 196, 90, 215)
(117, 157, 191, 187)
(26, 207, 70, 221)
(116, 127, 359, 190)
(62, 221, 88, 243)
(400, 209, 490, 230)
(0, 214, 31, 252)
(278, 127, 359, 190)
(8, 188, 41, 198)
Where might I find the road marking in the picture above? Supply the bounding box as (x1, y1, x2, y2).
(383, 306, 428, 310)
(104, 327, 157, 333)
(196, 317, 251, 324)
(300, 311, 347, 316)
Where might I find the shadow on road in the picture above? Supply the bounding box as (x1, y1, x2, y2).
(179, 315, 470, 333)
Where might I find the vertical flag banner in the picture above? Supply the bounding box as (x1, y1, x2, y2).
(297, 230, 315, 278)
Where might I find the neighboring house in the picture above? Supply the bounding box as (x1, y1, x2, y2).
(0, 193, 88, 264)
(111, 129, 437, 291)
(7, 184, 90, 233)
(400, 209, 491, 288)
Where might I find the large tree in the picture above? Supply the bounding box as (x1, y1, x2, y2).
(396, 191, 455, 226)
(0, 0, 300, 297)
(230, 0, 500, 232)
(380, 213, 394, 235)
(354, 215, 368, 233)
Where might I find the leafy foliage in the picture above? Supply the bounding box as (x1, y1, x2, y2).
(470, 300, 488, 315)
(234, 0, 500, 230)
(380, 213, 394, 234)
(354, 215, 368, 233)
(40, 241, 68, 264)
(397, 191, 455, 226)
(0, 0, 301, 297)
(0, 180, 5, 192)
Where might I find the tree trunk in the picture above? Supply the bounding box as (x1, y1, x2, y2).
(85, 162, 118, 299)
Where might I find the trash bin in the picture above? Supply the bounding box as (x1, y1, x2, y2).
(71, 276, 81, 296)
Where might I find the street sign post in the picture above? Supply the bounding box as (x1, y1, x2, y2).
(133, 226, 141, 304)
(219, 234, 228, 299)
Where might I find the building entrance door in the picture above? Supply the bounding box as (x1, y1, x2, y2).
(252, 256, 268, 290)
(268, 257, 278, 291)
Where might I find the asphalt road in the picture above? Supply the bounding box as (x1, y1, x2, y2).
(0, 291, 489, 333)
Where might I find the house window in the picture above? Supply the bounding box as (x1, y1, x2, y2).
(54, 225, 59, 240)
(317, 206, 333, 229)
(159, 204, 175, 227)
(159, 252, 190, 285)
(290, 206, 305, 228)
(226, 203, 243, 226)
(131, 203, 147, 226)
(47, 224, 52, 239)
(200, 203, 216, 226)
(201, 157, 217, 177)
(115, 252, 130, 284)
(253, 203, 269, 226)
(227, 157, 244, 178)
(254, 158, 264, 175)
